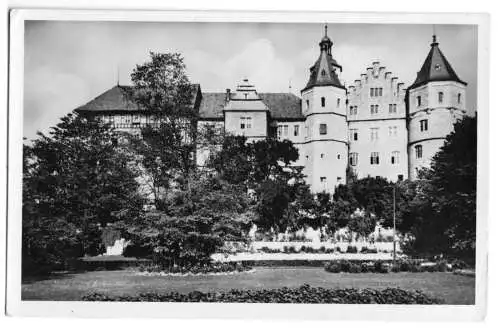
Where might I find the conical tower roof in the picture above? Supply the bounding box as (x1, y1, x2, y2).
(302, 25, 345, 92)
(409, 35, 467, 90)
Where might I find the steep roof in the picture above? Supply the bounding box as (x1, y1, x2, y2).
(199, 92, 304, 120)
(408, 36, 467, 90)
(302, 30, 345, 92)
(75, 85, 303, 121)
(75, 85, 140, 112)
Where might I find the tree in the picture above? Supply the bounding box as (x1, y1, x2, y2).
(398, 116, 477, 258)
(23, 113, 144, 274)
(123, 175, 253, 266)
(208, 135, 252, 185)
(130, 52, 199, 203)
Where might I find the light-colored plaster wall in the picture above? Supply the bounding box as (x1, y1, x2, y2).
(408, 81, 467, 180)
(224, 111, 268, 141)
(346, 61, 407, 181)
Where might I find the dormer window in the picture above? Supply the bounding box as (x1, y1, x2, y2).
(417, 96, 422, 107)
(458, 93, 462, 104)
(306, 100, 310, 109)
(321, 97, 326, 107)
(321, 69, 326, 76)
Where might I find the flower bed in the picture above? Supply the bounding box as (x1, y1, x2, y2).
(82, 284, 442, 304)
(138, 262, 252, 275)
(324, 259, 452, 274)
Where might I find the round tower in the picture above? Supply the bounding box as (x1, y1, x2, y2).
(301, 25, 348, 194)
(407, 35, 467, 180)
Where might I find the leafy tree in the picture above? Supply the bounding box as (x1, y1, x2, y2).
(208, 135, 252, 185)
(23, 113, 144, 274)
(399, 116, 477, 258)
(129, 52, 199, 203)
(123, 175, 253, 266)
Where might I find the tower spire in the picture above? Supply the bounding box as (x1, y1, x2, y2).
(324, 23, 328, 37)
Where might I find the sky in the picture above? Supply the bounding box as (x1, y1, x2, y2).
(24, 21, 478, 139)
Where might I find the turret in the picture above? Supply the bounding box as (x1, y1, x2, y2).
(407, 34, 467, 180)
(301, 25, 348, 193)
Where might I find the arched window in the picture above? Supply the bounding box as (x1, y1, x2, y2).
(321, 69, 326, 76)
(321, 97, 326, 107)
(415, 145, 423, 159)
(438, 92, 443, 103)
(458, 93, 462, 104)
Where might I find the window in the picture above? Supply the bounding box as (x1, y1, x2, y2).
(320, 153, 324, 159)
(306, 100, 310, 109)
(458, 93, 462, 104)
(398, 174, 404, 181)
(320, 177, 327, 189)
(277, 124, 288, 138)
(337, 98, 341, 107)
(319, 123, 328, 135)
(417, 96, 422, 107)
(241, 117, 252, 130)
(244, 93, 248, 99)
(349, 106, 358, 115)
(389, 104, 397, 114)
(321, 69, 326, 76)
(419, 119, 428, 132)
(438, 92, 443, 103)
(349, 152, 358, 166)
(294, 125, 299, 136)
(370, 87, 383, 97)
(370, 152, 380, 165)
(349, 129, 359, 142)
(391, 151, 400, 164)
(321, 97, 326, 107)
(337, 154, 341, 159)
(370, 128, 379, 141)
(389, 126, 398, 137)
(370, 104, 379, 115)
(415, 145, 423, 159)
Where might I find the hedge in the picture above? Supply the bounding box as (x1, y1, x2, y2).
(82, 284, 442, 304)
(324, 259, 451, 274)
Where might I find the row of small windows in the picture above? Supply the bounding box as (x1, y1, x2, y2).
(349, 126, 400, 142)
(307, 97, 343, 109)
(349, 151, 401, 166)
(416, 92, 462, 107)
(349, 104, 398, 115)
(370, 87, 383, 97)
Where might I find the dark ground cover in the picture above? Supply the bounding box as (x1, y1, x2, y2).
(22, 267, 475, 304)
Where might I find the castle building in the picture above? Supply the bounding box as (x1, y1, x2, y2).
(76, 27, 467, 193)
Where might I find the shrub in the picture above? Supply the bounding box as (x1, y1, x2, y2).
(360, 246, 378, 254)
(335, 246, 342, 253)
(139, 262, 252, 274)
(373, 260, 390, 273)
(319, 246, 326, 253)
(346, 245, 358, 253)
(324, 261, 341, 273)
(83, 284, 443, 304)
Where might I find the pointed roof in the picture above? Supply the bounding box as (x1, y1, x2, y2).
(302, 25, 344, 92)
(409, 35, 467, 90)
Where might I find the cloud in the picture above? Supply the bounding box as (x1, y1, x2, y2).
(24, 67, 90, 139)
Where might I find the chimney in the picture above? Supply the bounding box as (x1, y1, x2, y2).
(225, 88, 231, 102)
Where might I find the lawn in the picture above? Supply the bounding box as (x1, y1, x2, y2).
(21, 267, 475, 304)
